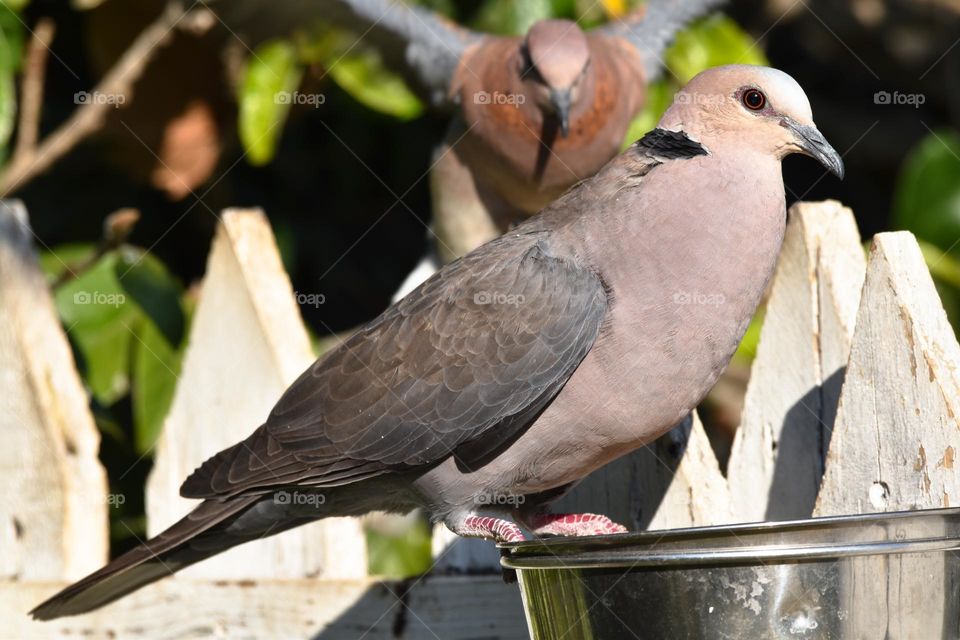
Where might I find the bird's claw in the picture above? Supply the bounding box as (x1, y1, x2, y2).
(526, 512, 628, 537)
(454, 515, 526, 543)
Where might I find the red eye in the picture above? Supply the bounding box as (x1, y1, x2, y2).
(743, 89, 766, 110)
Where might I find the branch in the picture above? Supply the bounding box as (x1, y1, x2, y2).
(0, 1, 192, 196)
(11, 18, 55, 163)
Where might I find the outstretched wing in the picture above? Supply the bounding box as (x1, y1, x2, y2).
(317, 0, 482, 108)
(181, 232, 608, 499)
(599, 0, 726, 81)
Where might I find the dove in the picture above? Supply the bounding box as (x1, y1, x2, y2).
(32, 64, 843, 620)
(307, 0, 725, 264)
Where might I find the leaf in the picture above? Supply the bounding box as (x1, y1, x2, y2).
(53, 252, 138, 405)
(733, 306, 765, 365)
(238, 39, 303, 166)
(365, 515, 433, 578)
(621, 80, 672, 149)
(130, 314, 183, 454)
(325, 49, 424, 120)
(0, 2, 25, 156)
(39, 242, 96, 280)
(473, 0, 554, 35)
(666, 15, 768, 84)
(918, 238, 960, 290)
(114, 246, 185, 345)
(893, 129, 960, 256)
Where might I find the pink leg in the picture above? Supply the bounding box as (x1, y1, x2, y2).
(451, 515, 526, 543)
(526, 513, 628, 537)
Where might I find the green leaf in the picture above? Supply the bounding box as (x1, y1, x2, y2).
(325, 49, 424, 120)
(130, 314, 183, 454)
(53, 252, 138, 405)
(365, 515, 433, 578)
(666, 15, 768, 84)
(622, 80, 672, 149)
(238, 39, 303, 166)
(893, 129, 960, 256)
(114, 246, 185, 346)
(4, 0, 31, 12)
(0, 2, 25, 156)
(39, 242, 96, 280)
(918, 237, 960, 290)
(733, 306, 765, 366)
(473, 0, 554, 35)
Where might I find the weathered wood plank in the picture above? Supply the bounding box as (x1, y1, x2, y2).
(145, 209, 365, 580)
(4, 577, 527, 639)
(815, 231, 960, 515)
(727, 200, 865, 521)
(0, 200, 108, 580)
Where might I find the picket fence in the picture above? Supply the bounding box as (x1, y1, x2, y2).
(2, 198, 959, 639)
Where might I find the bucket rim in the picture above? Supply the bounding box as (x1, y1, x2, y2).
(500, 506, 960, 570)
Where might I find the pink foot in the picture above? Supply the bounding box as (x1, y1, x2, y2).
(526, 513, 628, 537)
(452, 515, 526, 543)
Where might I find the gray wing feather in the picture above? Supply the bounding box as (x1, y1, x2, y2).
(180, 231, 608, 499)
(600, 0, 727, 81)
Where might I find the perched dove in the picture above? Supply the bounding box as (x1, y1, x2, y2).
(32, 65, 843, 620)
(308, 0, 724, 265)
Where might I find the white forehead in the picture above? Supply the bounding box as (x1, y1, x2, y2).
(686, 64, 814, 124)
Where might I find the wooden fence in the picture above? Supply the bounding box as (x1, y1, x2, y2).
(2, 198, 959, 639)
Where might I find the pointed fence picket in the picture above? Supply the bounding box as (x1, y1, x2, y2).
(4, 199, 960, 638)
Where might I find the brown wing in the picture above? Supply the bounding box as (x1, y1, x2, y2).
(181, 232, 608, 499)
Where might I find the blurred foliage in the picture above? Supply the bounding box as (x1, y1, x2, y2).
(239, 40, 304, 165)
(894, 129, 960, 255)
(366, 514, 434, 578)
(42, 245, 187, 456)
(0, 0, 26, 161)
(300, 28, 424, 121)
(893, 128, 960, 324)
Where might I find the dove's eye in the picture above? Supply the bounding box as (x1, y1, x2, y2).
(743, 89, 766, 110)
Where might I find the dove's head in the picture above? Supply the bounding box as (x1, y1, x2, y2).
(659, 65, 844, 178)
(520, 19, 591, 137)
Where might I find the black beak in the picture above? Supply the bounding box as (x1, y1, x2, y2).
(550, 88, 572, 138)
(783, 118, 844, 179)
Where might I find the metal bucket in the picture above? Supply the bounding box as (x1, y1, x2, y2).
(500, 508, 960, 639)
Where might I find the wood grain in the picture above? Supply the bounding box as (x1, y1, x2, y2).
(145, 209, 366, 580)
(0, 200, 108, 581)
(728, 200, 865, 521)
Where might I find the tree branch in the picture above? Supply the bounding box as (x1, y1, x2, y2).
(11, 18, 55, 163)
(0, 1, 192, 196)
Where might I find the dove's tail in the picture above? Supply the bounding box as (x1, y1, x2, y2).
(29, 494, 299, 620)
